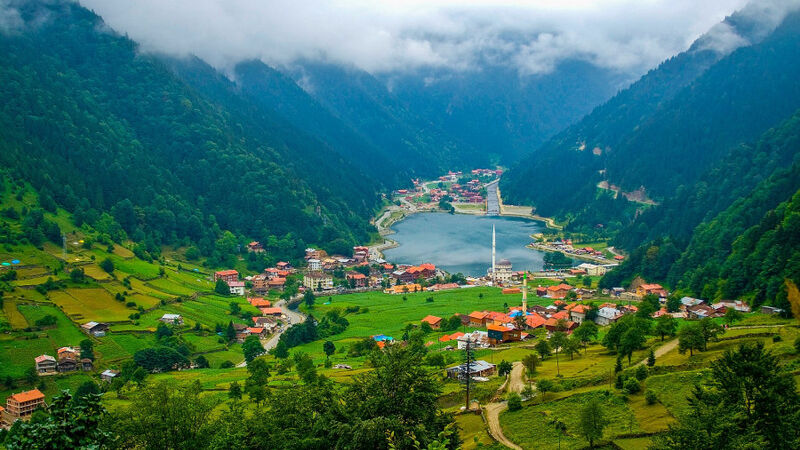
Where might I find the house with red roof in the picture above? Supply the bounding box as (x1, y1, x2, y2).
(346, 272, 367, 288)
(421, 315, 443, 330)
(525, 313, 547, 329)
(4, 389, 45, 422)
(544, 318, 577, 333)
(547, 284, 574, 299)
(569, 304, 590, 323)
(214, 270, 239, 284)
(468, 311, 490, 327)
(248, 297, 271, 308)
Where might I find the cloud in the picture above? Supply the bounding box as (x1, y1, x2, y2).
(0, 0, 24, 34)
(73, 0, 794, 76)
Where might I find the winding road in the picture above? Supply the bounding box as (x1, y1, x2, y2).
(236, 299, 306, 367)
(484, 362, 525, 450)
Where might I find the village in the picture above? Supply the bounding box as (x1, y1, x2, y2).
(0, 168, 794, 449)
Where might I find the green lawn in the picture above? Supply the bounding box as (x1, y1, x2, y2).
(0, 336, 54, 378)
(501, 389, 642, 449)
(17, 303, 85, 346)
(95, 333, 156, 362)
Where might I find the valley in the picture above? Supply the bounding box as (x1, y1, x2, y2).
(1, 0, 800, 449)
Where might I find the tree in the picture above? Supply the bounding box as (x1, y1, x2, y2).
(108, 381, 219, 449)
(242, 335, 265, 363)
(795, 337, 800, 354)
(79, 339, 94, 360)
(24, 366, 38, 385)
(537, 378, 554, 403)
(323, 340, 336, 360)
(652, 343, 800, 449)
(550, 418, 568, 450)
(3, 391, 110, 449)
(215, 279, 230, 296)
(535, 339, 551, 360)
(619, 327, 646, 364)
(573, 321, 599, 353)
(99, 257, 114, 274)
(614, 357, 623, 373)
(578, 397, 608, 448)
(563, 336, 582, 360)
(698, 318, 723, 350)
(507, 392, 522, 411)
(303, 289, 315, 308)
(654, 315, 678, 341)
(623, 377, 641, 394)
(273, 340, 289, 359)
(228, 381, 242, 400)
(225, 321, 236, 342)
(522, 353, 539, 376)
(74, 380, 100, 402)
(666, 296, 681, 313)
(155, 322, 173, 340)
(245, 358, 271, 404)
(677, 323, 705, 356)
(647, 349, 656, 367)
(550, 332, 568, 375)
(723, 307, 743, 326)
(229, 301, 241, 316)
(420, 321, 433, 334)
(498, 360, 513, 377)
(69, 268, 85, 283)
(194, 355, 210, 368)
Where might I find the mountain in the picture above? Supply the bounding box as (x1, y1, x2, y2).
(0, 1, 378, 260)
(598, 109, 800, 310)
(501, 6, 800, 234)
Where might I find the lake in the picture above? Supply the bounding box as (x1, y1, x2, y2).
(383, 212, 546, 277)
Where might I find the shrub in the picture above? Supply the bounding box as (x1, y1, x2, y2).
(623, 377, 641, 394)
(507, 392, 522, 412)
(34, 315, 57, 327)
(645, 390, 658, 405)
(772, 335, 782, 343)
(634, 365, 648, 381)
(615, 374, 625, 389)
(220, 361, 235, 369)
(795, 337, 800, 353)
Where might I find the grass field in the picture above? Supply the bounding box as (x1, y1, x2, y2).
(17, 303, 85, 346)
(49, 288, 134, 322)
(0, 335, 54, 378)
(2, 298, 29, 329)
(500, 390, 642, 449)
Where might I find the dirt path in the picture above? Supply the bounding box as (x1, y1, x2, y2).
(483, 362, 525, 450)
(633, 338, 679, 368)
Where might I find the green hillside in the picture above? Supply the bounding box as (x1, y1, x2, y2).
(0, 1, 377, 262)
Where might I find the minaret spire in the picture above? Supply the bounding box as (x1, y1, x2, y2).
(522, 271, 528, 312)
(491, 224, 496, 285)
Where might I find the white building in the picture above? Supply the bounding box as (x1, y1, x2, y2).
(595, 307, 623, 326)
(307, 259, 322, 271)
(456, 331, 490, 349)
(159, 314, 183, 325)
(488, 259, 513, 283)
(228, 281, 246, 296)
(577, 263, 608, 276)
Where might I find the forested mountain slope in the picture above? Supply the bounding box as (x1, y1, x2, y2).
(501, 9, 800, 229)
(0, 1, 377, 258)
(600, 111, 800, 310)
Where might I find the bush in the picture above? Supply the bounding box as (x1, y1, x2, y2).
(34, 315, 57, 327)
(220, 361, 235, 369)
(623, 377, 641, 394)
(795, 337, 800, 353)
(772, 335, 782, 343)
(507, 392, 522, 412)
(645, 390, 658, 405)
(634, 365, 648, 381)
(615, 374, 625, 389)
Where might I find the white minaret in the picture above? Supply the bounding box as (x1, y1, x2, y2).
(522, 271, 528, 312)
(491, 224, 496, 285)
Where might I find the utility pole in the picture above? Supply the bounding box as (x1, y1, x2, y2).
(61, 234, 67, 261)
(463, 338, 474, 411)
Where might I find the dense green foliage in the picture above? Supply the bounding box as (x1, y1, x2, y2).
(0, 2, 378, 261)
(652, 343, 800, 449)
(106, 346, 458, 450)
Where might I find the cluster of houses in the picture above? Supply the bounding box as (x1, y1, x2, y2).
(302, 247, 387, 292)
(0, 388, 46, 430)
(532, 239, 623, 265)
(33, 346, 93, 375)
(651, 297, 753, 319)
(393, 168, 502, 208)
(250, 262, 293, 294)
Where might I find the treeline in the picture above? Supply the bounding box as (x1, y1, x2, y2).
(0, 2, 378, 263)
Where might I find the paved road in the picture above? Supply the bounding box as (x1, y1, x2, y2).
(486, 180, 500, 216)
(237, 299, 306, 367)
(484, 362, 524, 449)
(633, 338, 678, 368)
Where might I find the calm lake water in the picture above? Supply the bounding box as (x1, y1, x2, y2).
(383, 213, 546, 277)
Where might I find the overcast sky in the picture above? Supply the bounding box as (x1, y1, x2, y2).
(77, 0, 795, 76)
